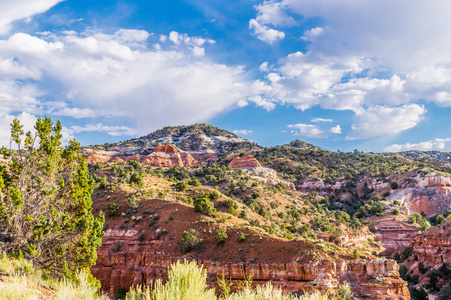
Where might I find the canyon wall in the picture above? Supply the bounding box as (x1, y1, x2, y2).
(389, 174, 451, 216)
(92, 229, 410, 299)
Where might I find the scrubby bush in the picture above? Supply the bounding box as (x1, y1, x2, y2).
(194, 197, 217, 217)
(209, 190, 220, 200)
(409, 213, 430, 230)
(128, 195, 140, 212)
(188, 178, 201, 187)
(152, 260, 215, 300)
(129, 172, 145, 187)
(214, 228, 228, 244)
(237, 233, 246, 242)
(391, 182, 399, 190)
(178, 229, 203, 253)
(94, 162, 103, 170)
(418, 262, 427, 274)
(353, 249, 360, 259)
(107, 203, 119, 216)
(401, 246, 413, 261)
(175, 182, 188, 192)
(222, 198, 238, 209)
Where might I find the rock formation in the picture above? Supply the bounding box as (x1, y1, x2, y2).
(188, 151, 218, 165)
(83, 144, 198, 168)
(141, 144, 184, 167)
(92, 229, 410, 300)
(389, 173, 451, 216)
(297, 180, 343, 194)
(413, 226, 451, 267)
(373, 217, 419, 257)
(229, 155, 262, 168)
(84, 150, 115, 164)
(228, 155, 295, 190)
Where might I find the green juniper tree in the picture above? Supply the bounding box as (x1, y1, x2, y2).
(0, 117, 104, 287)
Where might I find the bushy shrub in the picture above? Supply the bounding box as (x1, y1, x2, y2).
(194, 197, 217, 217)
(228, 207, 237, 216)
(128, 195, 140, 212)
(391, 182, 399, 190)
(409, 213, 430, 230)
(401, 246, 413, 261)
(418, 262, 427, 274)
(209, 190, 220, 200)
(178, 229, 203, 253)
(214, 228, 228, 244)
(188, 178, 201, 187)
(152, 260, 215, 300)
(129, 172, 145, 187)
(222, 198, 238, 209)
(175, 182, 188, 192)
(353, 249, 360, 259)
(237, 233, 246, 242)
(107, 203, 119, 216)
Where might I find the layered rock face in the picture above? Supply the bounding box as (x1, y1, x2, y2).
(142, 144, 184, 167)
(185, 150, 219, 165)
(411, 224, 451, 267)
(389, 174, 451, 216)
(229, 155, 262, 168)
(83, 144, 198, 168)
(297, 180, 343, 194)
(92, 229, 410, 300)
(373, 218, 419, 257)
(84, 149, 116, 164)
(228, 156, 295, 190)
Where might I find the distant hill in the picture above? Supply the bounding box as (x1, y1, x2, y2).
(91, 123, 262, 155)
(395, 150, 451, 163)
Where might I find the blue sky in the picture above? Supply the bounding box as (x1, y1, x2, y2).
(1, 0, 451, 152)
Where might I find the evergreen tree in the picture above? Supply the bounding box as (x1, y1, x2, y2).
(0, 117, 104, 287)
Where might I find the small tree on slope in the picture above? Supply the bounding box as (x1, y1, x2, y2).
(0, 117, 104, 287)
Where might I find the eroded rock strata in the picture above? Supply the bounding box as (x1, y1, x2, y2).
(83, 144, 198, 168)
(92, 229, 410, 299)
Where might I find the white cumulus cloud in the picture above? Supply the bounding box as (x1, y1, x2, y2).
(346, 104, 426, 140)
(0, 0, 63, 34)
(249, 19, 285, 44)
(330, 125, 342, 134)
(233, 129, 253, 135)
(385, 138, 451, 152)
(0, 29, 256, 144)
(287, 123, 326, 138)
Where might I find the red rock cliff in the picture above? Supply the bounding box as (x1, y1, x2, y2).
(141, 144, 198, 167)
(229, 155, 261, 168)
(92, 229, 409, 299)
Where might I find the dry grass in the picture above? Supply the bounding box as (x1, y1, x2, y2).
(0, 254, 107, 300)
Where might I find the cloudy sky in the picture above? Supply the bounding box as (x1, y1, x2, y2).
(1, 0, 451, 152)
